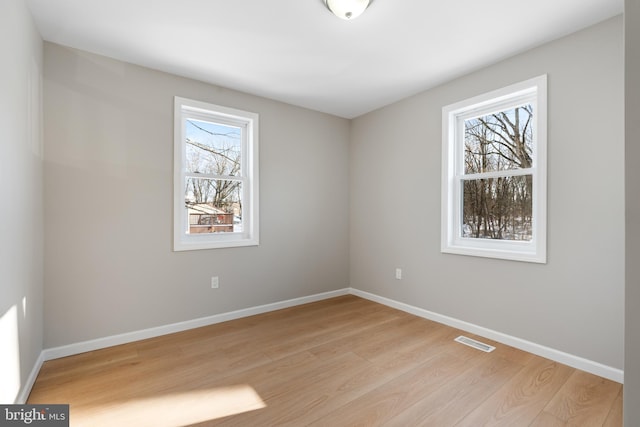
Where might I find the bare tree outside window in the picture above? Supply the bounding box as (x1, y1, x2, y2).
(462, 105, 533, 241)
(184, 119, 243, 234)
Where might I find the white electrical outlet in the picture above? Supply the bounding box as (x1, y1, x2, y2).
(395, 268, 402, 280)
(211, 276, 219, 289)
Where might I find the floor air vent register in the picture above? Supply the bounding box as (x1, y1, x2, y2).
(454, 335, 496, 353)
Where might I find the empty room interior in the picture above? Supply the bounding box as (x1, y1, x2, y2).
(3, 0, 640, 425)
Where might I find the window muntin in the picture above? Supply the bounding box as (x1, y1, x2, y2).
(174, 97, 258, 251)
(442, 76, 546, 263)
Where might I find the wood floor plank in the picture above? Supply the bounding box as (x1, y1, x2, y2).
(541, 370, 622, 426)
(307, 351, 479, 426)
(452, 357, 575, 426)
(307, 313, 415, 360)
(270, 338, 499, 426)
(213, 351, 374, 426)
(348, 315, 437, 355)
(383, 354, 525, 426)
(603, 388, 623, 427)
(529, 411, 568, 427)
(261, 305, 404, 360)
(27, 296, 622, 427)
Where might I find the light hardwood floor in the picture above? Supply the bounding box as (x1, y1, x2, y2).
(28, 295, 622, 426)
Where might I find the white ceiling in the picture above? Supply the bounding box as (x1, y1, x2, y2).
(26, 0, 622, 118)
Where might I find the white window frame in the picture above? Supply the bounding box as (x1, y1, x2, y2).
(174, 97, 259, 251)
(441, 75, 547, 263)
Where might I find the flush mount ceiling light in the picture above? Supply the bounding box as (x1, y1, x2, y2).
(324, 0, 371, 20)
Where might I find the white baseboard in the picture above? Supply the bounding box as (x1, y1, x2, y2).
(350, 288, 624, 384)
(15, 351, 44, 404)
(27, 284, 621, 404)
(43, 288, 350, 361)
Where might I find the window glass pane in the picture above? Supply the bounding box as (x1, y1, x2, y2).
(185, 177, 243, 234)
(462, 175, 532, 241)
(185, 119, 242, 176)
(464, 104, 533, 174)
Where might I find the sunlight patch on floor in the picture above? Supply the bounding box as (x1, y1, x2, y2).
(75, 384, 266, 427)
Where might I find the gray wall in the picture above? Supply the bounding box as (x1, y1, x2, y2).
(350, 17, 624, 369)
(0, 0, 43, 403)
(43, 44, 350, 348)
(626, 0, 640, 423)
